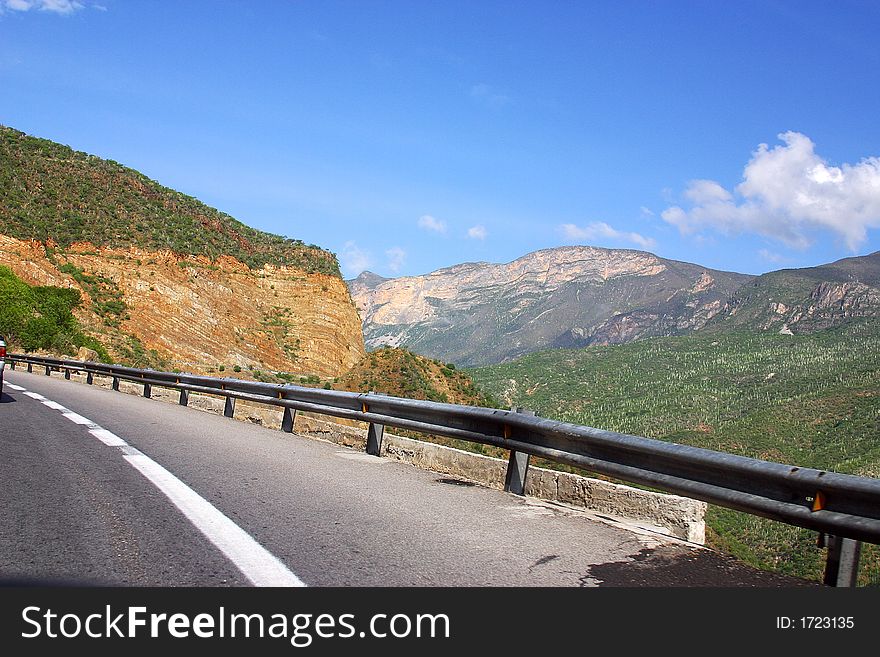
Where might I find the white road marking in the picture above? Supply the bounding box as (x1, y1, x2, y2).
(6, 383, 26, 391)
(61, 411, 94, 425)
(125, 453, 305, 587)
(12, 375, 306, 587)
(89, 428, 128, 447)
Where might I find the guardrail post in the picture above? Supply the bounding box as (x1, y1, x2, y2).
(86, 372, 93, 385)
(112, 376, 120, 391)
(281, 407, 296, 433)
(504, 407, 535, 495)
(366, 421, 384, 456)
(64, 369, 70, 380)
(823, 535, 862, 587)
(179, 389, 189, 406)
(9, 361, 15, 370)
(143, 383, 152, 398)
(45, 365, 51, 376)
(365, 392, 385, 456)
(224, 396, 236, 418)
(27, 363, 33, 373)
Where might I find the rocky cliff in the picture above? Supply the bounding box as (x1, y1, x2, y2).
(0, 235, 365, 377)
(706, 251, 880, 334)
(349, 246, 752, 367)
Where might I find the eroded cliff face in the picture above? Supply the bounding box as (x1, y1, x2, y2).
(350, 246, 751, 367)
(0, 235, 365, 377)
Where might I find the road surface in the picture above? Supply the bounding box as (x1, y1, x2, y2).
(0, 368, 811, 587)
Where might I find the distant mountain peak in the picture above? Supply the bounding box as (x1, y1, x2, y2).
(348, 244, 752, 366)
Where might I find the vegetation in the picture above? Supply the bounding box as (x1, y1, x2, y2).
(57, 262, 127, 327)
(0, 125, 340, 276)
(0, 265, 109, 359)
(470, 322, 880, 585)
(334, 347, 499, 407)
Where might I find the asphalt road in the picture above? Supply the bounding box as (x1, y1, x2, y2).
(0, 368, 812, 587)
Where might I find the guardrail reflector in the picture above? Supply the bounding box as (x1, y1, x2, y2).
(812, 491, 826, 511)
(503, 425, 512, 439)
(362, 403, 369, 413)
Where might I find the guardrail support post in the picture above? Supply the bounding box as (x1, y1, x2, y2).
(64, 369, 70, 380)
(86, 372, 93, 385)
(179, 389, 189, 406)
(364, 392, 385, 456)
(224, 396, 236, 418)
(27, 363, 33, 373)
(281, 407, 296, 433)
(504, 407, 535, 496)
(112, 376, 119, 391)
(143, 383, 152, 399)
(45, 365, 50, 376)
(366, 421, 384, 456)
(823, 535, 862, 587)
(9, 361, 14, 370)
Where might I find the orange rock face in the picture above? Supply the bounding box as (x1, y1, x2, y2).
(0, 235, 365, 377)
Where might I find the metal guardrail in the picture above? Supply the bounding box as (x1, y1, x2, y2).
(7, 352, 880, 586)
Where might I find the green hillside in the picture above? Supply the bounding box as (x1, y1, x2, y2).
(0, 264, 108, 359)
(469, 322, 880, 584)
(0, 125, 339, 275)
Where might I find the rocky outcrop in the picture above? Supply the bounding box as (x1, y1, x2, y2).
(707, 251, 880, 335)
(349, 246, 751, 367)
(0, 235, 365, 377)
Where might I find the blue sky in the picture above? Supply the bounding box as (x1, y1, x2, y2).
(2, 1, 879, 278)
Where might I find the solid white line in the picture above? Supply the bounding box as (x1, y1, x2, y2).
(16, 380, 306, 587)
(6, 383, 26, 391)
(61, 411, 94, 425)
(89, 428, 129, 447)
(124, 453, 306, 587)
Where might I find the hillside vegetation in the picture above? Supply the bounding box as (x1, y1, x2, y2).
(0, 125, 339, 275)
(334, 347, 498, 406)
(0, 265, 108, 359)
(470, 322, 880, 585)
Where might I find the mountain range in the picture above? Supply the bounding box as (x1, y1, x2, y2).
(349, 247, 880, 367)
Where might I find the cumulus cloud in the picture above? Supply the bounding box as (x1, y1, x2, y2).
(2, 0, 84, 13)
(385, 246, 406, 273)
(417, 214, 447, 234)
(466, 225, 487, 240)
(339, 241, 372, 278)
(560, 221, 656, 250)
(662, 131, 880, 251)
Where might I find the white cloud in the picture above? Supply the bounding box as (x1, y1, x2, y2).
(470, 83, 510, 108)
(640, 206, 655, 217)
(339, 241, 373, 278)
(385, 246, 406, 273)
(2, 0, 84, 13)
(662, 131, 880, 251)
(466, 225, 487, 240)
(758, 248, 786, 264)
(560, 222, 656, 250)
(418, 214, 447, 234)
